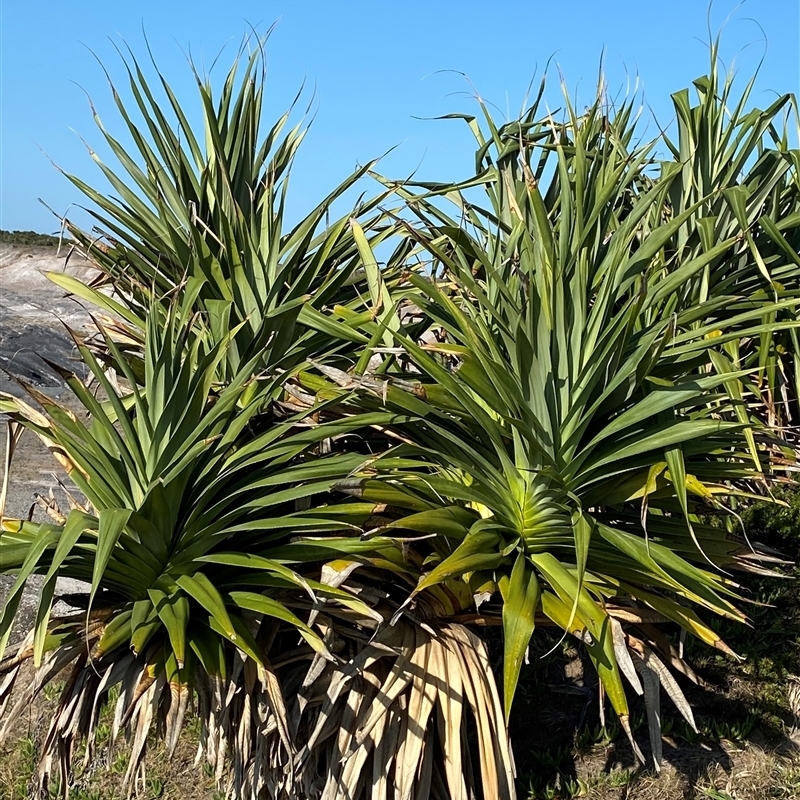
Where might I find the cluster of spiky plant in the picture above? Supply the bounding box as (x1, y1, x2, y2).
(1, 32, 799, 800)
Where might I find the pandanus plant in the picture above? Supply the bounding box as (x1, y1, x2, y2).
(313, 69, 799, 770)
(0, 303, 518, 799)
(1, 30, 799, 800)
(49, 34, 415, 383)
(0, 302, 387, 789)
(0, 36, 516, 800)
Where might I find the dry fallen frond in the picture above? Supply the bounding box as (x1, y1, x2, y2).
(0, 603, 517, 800)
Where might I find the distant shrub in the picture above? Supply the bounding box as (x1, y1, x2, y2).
(743, 485, 800, 560)
(0, 229, 63, 247)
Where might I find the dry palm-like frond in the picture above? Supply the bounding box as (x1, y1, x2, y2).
(218, 616, 514, 800)
(302, 620, 514, 800)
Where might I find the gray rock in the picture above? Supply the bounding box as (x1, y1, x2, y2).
(1, 243, 95, 648)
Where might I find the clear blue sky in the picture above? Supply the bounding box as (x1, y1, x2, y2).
(1, 0, 798, 234)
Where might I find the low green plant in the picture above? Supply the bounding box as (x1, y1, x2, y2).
(697, 788, 735, 800)
(109, 751, 129, 775)
(70, 790, 107, 800)
(771, 763, 800, 798)
(0, 302, 393, 793)
(319, 66, 798, 773)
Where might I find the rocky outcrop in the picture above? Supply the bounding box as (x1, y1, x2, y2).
(0, 243, 97, 390)
(0, 243, 95, 642)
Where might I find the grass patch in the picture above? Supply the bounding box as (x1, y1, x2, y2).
(0, 686, 216, 800)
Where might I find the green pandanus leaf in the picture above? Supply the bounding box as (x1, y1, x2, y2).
(0, 524, 62, 661)
(34, 511, 97, 666)
(176, 573, 237, 643)
(228, 591, 329, 657)
(540, 589, 643, 760)
(148, 588, 190, 668)
(130, 598, 160, 655)
(412, 527, 506, 597)
(498, 553, 540, 722)
(532, 553, 632, 722)
(89, 508, 133, 617)
(96, 609, 133, 656)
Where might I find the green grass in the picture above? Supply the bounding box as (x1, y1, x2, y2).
(0, 690, 215, 800)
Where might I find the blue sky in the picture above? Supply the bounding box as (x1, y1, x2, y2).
(1, 0, 798, 233)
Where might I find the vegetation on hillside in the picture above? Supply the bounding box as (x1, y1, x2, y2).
(0, 230, 63, 248)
